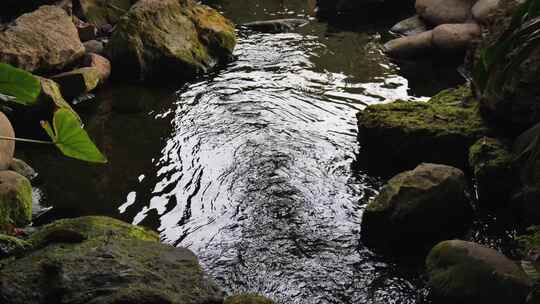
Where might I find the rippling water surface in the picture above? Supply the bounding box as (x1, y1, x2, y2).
(21, 1, 477, 303)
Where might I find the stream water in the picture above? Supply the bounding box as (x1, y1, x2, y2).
(16, 1, 499, 303)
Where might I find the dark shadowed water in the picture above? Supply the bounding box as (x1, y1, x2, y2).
(17, 1, 518, 304)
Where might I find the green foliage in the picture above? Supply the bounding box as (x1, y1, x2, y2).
(0, 63, 107, 164)
(41, 109, 107, 163)
(0, 63, 41, 105)
(474, 0, 540, 101)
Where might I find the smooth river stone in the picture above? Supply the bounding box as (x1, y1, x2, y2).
(0, 112, 15, 171)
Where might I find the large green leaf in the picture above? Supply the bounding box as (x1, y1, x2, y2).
(0, 63, 41, 105)
(41, 109, 107, 163)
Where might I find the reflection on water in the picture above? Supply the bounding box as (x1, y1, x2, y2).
(119, 28, 426, 304)
(20, 1, 476, 303)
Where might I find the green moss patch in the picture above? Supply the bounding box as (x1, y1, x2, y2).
(357, 85, 494, 174)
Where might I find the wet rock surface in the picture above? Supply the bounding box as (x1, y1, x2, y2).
(427, 240, 531, 304)
(0, 171, 32, 229)
(107, 0, 236, 82)
(0, 216, 224, 304)
(361, 163, 473, 255)
(357, 86, 492, 173)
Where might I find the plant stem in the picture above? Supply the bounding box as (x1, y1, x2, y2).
(0, 135, 54, 145)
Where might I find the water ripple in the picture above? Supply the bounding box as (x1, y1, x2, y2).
(130, 30, 426, 304)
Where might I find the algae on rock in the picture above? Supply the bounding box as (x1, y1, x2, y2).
(469, 137, 515, 207)
(0, 216, 224, 304)
(357, 85, 492, 174)
(426, 240, 531, 304)
(107, 0, 237, 82)
(0, 171, 32, 230)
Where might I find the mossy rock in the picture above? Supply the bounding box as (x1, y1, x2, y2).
(361, 163, 473, 255)
(76, 0, 135, 28)
(0, 216, 224, 304)
(357, 85, 492, 175)
(0, 234, 30, 258)
(225, 294, 275, 304)
(426, 240, 531, 304)
(107, 0, 236, 82)
(468, 137, 515, 207)
(0, 171, 32, 230)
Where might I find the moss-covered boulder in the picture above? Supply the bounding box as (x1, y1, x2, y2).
(107, 0, 236, 82)
(0, 6, 85, 73)
(361, 163, 473, 255)
(0, 234, 30, 258)
(0, 112, 15, 171)
(357, 86, 492, 174)
(0, 216, 224, 304)
(469, 137, 515, 207)
(75, 0, 135, 28)
(426, 240, 531, 304)
(52, 67, 101, 99)
(0, 171, 32, 230)
(225, 294, 275, 304)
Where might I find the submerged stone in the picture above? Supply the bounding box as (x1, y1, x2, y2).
(357, 85, 492, 174)
(361, 163, 472, 255)
(107, 0, 237, 82)
(0, 216, 224, 304)
(426, 240, 531, 304)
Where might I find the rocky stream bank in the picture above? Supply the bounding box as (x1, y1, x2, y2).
(1, 0, 540, 303)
